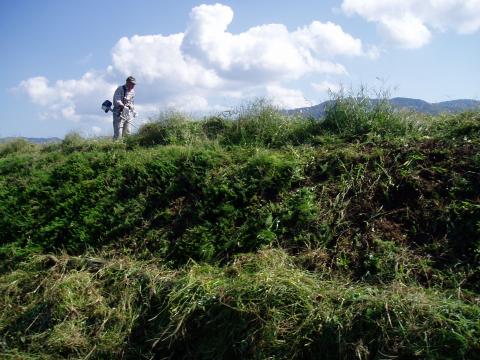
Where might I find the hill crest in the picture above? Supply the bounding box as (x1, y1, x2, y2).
(289, 97, 480, 118)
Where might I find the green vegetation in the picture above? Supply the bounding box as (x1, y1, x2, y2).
(1, 96, 479, 359)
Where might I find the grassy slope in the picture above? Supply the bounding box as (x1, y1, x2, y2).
(1, 100, 479, 359)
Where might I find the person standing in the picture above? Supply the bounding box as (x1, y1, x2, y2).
(113, 76, 136, 139)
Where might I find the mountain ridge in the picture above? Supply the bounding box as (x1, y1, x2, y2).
(289, 97, 480, 118)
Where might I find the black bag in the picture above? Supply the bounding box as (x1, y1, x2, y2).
(101, 100, 113, 113)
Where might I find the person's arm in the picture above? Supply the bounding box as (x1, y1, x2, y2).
(113, 87, 125, 108)
(130, 91, 135, 110)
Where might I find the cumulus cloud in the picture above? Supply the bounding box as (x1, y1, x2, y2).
(181, 4, 361, 82)
(18, 77, 57, 106)
(265, 85, 311, 109)
(311, 80, 342, 94)
(378, 13, 431, 49)
(18, 3, 373, 132)
(18, 72, 115, 122)
(292, 21, 363, 57)
(112, 33, 222, 89)
(342, 0, 480, 48)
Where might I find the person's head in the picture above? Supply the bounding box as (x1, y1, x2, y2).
(125, 76, 136, 90)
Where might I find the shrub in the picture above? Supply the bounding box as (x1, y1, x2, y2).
(221, 99, 294, 147)
(60, 132, 86, 153)
(0, 138, 35, 157)
(132, 111, 205, 147)
(201, 116, 230, 140)
(431, 110, 480, 139)
(321, 88, 421, 139)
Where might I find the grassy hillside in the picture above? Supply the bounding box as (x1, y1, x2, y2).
(1, 98, 479, 359)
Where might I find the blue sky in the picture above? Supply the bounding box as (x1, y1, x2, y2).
(2, 0, 479, 138)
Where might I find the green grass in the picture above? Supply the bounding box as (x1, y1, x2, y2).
(1, 250, 478, 359)
(1, 96, 480, 358)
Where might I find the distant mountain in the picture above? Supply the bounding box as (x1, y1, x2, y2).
(288, 98, 480, 118)
(390, 98, 480, 114)
(0, 137, 62, 144)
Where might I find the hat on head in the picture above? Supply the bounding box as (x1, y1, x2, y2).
(126, 76, 136, 84)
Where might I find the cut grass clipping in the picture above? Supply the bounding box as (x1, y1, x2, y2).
(1, 250, 479, 359)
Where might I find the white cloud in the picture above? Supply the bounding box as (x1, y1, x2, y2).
(342, 0, 480, 48)
(162, 94, 210, 112)
(378, 13, 432, 49)
(18, 3, 374, 133)
(112, 33, 222, 89)
(18, 77, 57, 106)
(266, 85, 311, 109)
(365, 45, 380, 59)
(292, 21, 363, 57)
(311, 81, 342, 94)
(18, 72, 116, 122)
(181, 4, 357, 82)
(61, 106, 77, 120)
